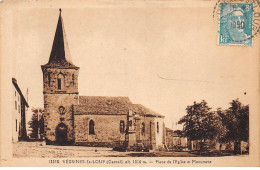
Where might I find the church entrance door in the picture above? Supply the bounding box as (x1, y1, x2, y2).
(55, 123, 68, 145)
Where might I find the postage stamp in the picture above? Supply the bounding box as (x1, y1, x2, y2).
(219, 3, 253, 46)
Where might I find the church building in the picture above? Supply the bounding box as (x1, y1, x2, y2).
(41, 9, 165, 150)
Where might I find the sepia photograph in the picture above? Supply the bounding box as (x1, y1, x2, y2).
(0, 0, 259, 167)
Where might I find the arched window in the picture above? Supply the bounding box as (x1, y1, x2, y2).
(72, 74, 75, 85)
(120, 120, 125, 133)
(157, 122, 159, 133)
(89, 120, 95, 135)
(48, 72, 51, 87)
(57, 73, 65, 90)
(141, 122, 145, 135)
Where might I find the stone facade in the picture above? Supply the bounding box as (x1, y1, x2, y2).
(132, 104, 165, 149)
(43, 93, 78, 144)
(42, 68, 79, 94)
(41, 62, 79, 145)
(155, 117, 165, 148)
(74, 114, 127, 146)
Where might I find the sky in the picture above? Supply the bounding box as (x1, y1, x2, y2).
(7, 2, 258, 130)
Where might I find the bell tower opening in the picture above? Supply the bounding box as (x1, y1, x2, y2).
(57, 73, 64, 90)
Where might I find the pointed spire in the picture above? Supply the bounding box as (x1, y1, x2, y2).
(44, 9, 78, 68)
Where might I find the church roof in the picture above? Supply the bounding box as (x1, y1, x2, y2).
(133, 104, 164, 118)
(42, 9, 78, 69)
(74, 96, 165, 117)
(74, 96, 133, 115)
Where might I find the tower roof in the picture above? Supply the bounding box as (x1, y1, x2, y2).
(43, 9, 78, 69)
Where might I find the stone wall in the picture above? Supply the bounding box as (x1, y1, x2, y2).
(42, 66, 79, 144)
(134, 116, 165, 150)
(154, 117, 165, 148)
(135, 116, 157, 149)
(74, 114, 127, 146)
(43, 94, 78, 144)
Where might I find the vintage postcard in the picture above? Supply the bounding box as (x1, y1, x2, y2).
(0, 0, 260, 167)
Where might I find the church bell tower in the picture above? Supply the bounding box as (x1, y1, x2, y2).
(41, 9, 79, 145)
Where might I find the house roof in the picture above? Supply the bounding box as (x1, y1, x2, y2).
(12, 78, 29, 107)
(133, 104, 164, 118)
(42, 9, 78, 69)
(74, 96, 133, 115)
(166, 127, 174, 133)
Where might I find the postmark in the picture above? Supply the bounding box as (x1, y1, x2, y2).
(213, 0, 260, 46)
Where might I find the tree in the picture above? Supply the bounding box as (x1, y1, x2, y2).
(218, 99, 249, 154)
(178, 100, 221, 153)
(215, 108, 228, 151)
(28, 108, 44, 139)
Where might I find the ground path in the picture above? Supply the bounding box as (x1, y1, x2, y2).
(13, 142, 197, 158)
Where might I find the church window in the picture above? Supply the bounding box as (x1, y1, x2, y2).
(18, 105, 20, 113)
(48, 72, 51, 87)
(120, 120, 125, 133)
(89, 120, 95, 135)
(157, 122, 159, 133)
(72, 74, 75, 85)
(57, 73, 64, 90)
(15, 101, 17, 110)
(141, 122, 145, 135)
(58, 79, 61, 89)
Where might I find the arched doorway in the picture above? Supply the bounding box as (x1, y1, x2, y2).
(55, 123, 68, 145)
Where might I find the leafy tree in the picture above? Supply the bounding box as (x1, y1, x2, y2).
(178, 100, 222, 152)
(28, 108, 44, 139)
(218, 99, 249, 154)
